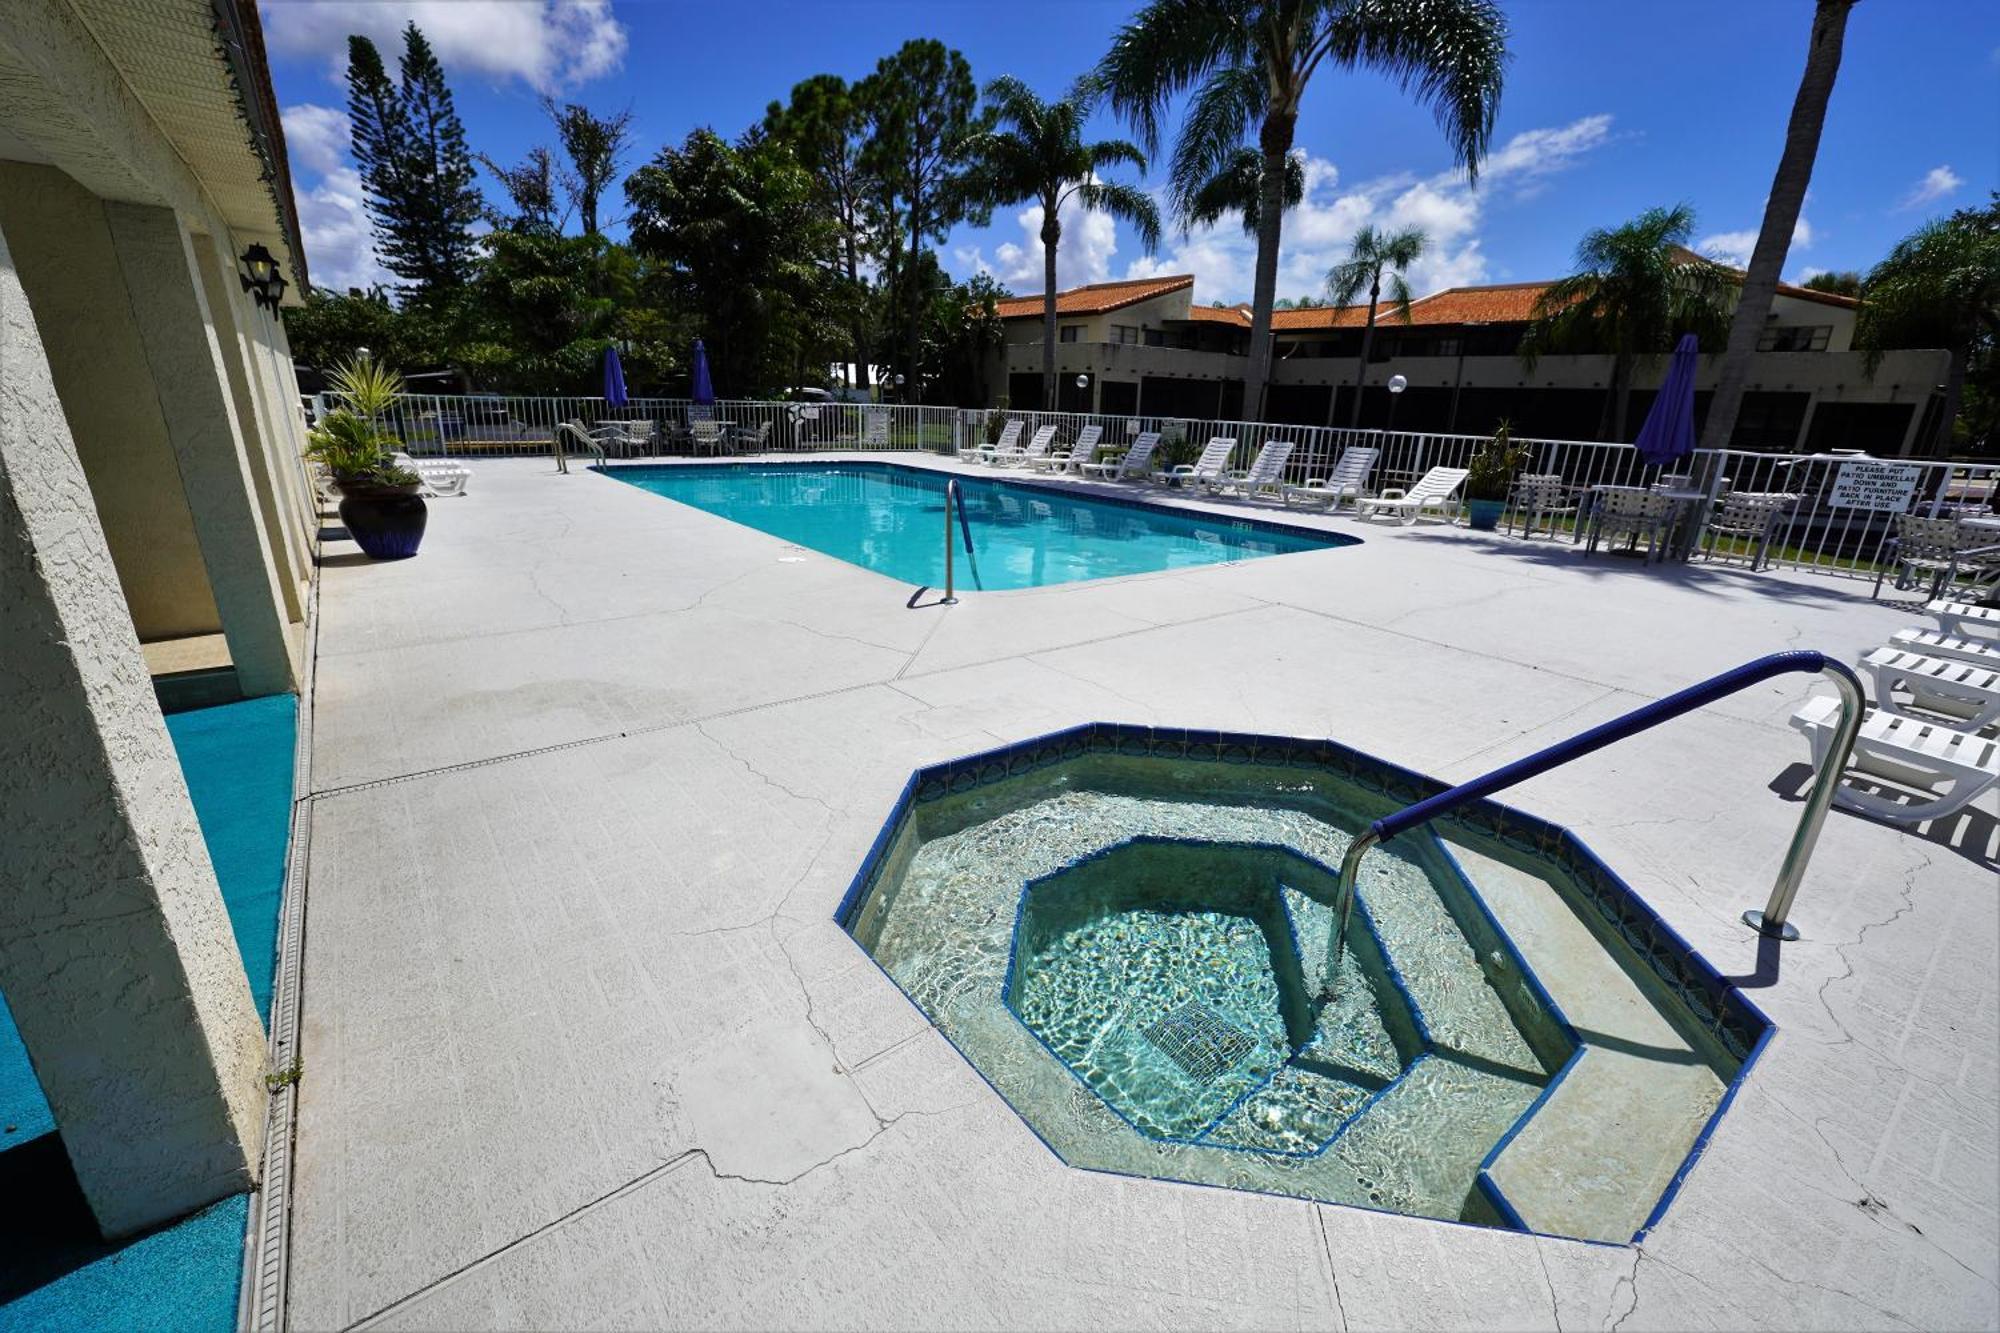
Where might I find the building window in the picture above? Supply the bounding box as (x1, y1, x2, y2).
(1143, 328, 1165, 347)
(1058, 325, 1080, 343)
(1757, 325, 1832, 352)
(1111, 324, 1139, 344)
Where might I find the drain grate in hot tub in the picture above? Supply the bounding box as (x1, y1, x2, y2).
(1140, 1002, 1256, 1084)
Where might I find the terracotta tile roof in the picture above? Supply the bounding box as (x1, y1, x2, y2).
(993, 275, 1194, 319)
(1271, 283, 1552, 332)
(1182, 303, 1252, 326)
(1668, 246, 1861, 310)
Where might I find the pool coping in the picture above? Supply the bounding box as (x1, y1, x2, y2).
(593, 457, 1362, 592)
(831, 720, 1775, 1249)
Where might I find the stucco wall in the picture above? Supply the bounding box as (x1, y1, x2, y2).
(0, 162, 219, 641)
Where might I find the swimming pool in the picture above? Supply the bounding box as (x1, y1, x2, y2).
(604, 462, 1352, 589)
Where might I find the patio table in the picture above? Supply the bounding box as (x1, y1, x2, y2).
(1578, 484, 1708, 561)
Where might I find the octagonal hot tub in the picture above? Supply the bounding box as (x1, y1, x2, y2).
(837, 724, 1772, 1243)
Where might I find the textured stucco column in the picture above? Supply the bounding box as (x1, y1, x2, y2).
(190, 234, 305, 620)
(0, 219, 267, 1238)
(103, 202, 297, 695)
(254, 302, 323, 536)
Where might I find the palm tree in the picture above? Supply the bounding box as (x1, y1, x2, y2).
(1326, 224, 1428, 427)
(1856, 197, 2000, 452)
(1098, 0, 1507, 422)
(1518, 205, 1734, 442)
(961, 76, 1162, 411)
(1183, 147, 1304, 236)
(1699, 0, 1855, 452)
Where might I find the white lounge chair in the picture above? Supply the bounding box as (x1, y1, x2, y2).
(391, 452, 470, 497)
(1889, 627, 2000, 671)
(1354, 466, 1471, 525)
(960, 419, 1023, 465)
(1034, 425, 1100, 474)
(1284, 447, 1379, 510)
(1792, 695, 2000, 824)
(1162, 436, 1237, 489)
(1930, 600, 2000, 646)
(995, 424, 1058, 468)
(1079, 431, 1162, 481)
(1215, 439, 1295, 499)
(1861, 646, 2000, 732)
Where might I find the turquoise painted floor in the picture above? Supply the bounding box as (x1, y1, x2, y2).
(0, 693, 295, 1333)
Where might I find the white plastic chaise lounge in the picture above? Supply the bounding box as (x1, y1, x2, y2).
(1861, 646, 2000, 732)
(994, 424, 1058, 468)
(1161, 436, 1237, 489)
(391, 451, 470, 497)
(1929, 600, 2000, 646)
(1354, 466, 1470, 525)
(1791, 696, 2000, 824)
(1034, 424, 1100, 474)
(1889, 627, 2000, 671)
(958, 419, 1023, 465)
(1284, 446, 1378, 509)
(1078, 431, 1161, 481)
(1215, 439, 1296, 499)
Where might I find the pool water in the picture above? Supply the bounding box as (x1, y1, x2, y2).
(605, 462, 1351, 589)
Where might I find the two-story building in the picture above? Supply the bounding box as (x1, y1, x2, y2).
(992, 265, 1951, 455)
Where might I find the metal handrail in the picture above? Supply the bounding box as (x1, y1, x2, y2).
(940, 479, 974, 604)
(1321, 651, 1865, 996)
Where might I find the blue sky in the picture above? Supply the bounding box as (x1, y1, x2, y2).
(264, 0, 1998, 304)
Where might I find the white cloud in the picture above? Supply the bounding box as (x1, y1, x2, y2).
(260, 0, 627, 93)
(1897, 164, 1963, 212)
(1107, 114, 1614, 306)
(280, 103, 390, 293)
(1697, 217, 1812, 268)
(961, 184, 1129, 292)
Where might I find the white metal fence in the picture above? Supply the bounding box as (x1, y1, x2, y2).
(308, 392, 1997, 584)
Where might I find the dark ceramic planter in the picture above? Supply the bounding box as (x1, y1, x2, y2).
(1465, 498, 1506, 532)
(338, 486, 427, 560)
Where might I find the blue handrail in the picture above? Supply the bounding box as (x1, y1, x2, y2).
(1321, 650, 1865, 996)
(952, 481, 975, 556)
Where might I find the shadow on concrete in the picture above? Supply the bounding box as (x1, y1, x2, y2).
(316, 551, 376, 569)
(1767, 761, 1999, 873)
(1721, 930, 1790, 990)
(0, 1133, 111, 1301)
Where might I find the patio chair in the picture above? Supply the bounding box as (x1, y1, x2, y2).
(1507, 473, 1577, 538)
(1889, 627, 2000, 671)
(1353, 466, 1471, 526)
(1791, 695, 2000, 825)
(1582, 489, 1676, 561)
(730, 421, 772, 454)
(960, 419, 1022, 464)
(1214, 439, 1296, 499)
(1160, 436, 1237, 489)
(1034, 424, 1100, 474)
(1700, 491, 1797, 571)
(995, 425, 1058, 468)
(1930, 600, 2000, 646)
(1283, 447, 1379, 510)
(391, 451, 470, 497)
(1078, 431, 1162, 481)
(1872, 514, 2000, 601)
(1860, 646, 2000, 732)
(690, 419, 728, 456)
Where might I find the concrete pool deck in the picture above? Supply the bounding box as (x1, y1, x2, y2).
(289, 455, 1997, 1331)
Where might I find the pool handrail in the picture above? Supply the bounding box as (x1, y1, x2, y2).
(1321, 650, 1865, 996)
(941, 479, 974, 604)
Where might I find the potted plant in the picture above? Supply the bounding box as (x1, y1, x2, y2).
(306, 358, 427, 560)
(1463, 421, 1527, 532)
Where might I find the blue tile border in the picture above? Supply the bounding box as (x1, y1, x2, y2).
(832, 720, 1778, 1247)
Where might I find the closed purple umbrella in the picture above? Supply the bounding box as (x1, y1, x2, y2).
(690, 338, 715, 406)
(1634, 333, 1699, 466)
(603, 343, 627, 407)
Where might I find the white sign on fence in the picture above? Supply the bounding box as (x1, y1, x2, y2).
(861, 406, 890, 446)
(1828, 460, 1921, 510)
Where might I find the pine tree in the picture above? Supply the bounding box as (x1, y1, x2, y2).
(345, 25, 481, 304)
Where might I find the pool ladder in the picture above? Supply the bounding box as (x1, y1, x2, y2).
(1321, 651, 1865, 993)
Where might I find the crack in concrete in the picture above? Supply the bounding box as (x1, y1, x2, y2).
(1313, 1207, 1349, 1331)
(693, 720, 839, 816)
(690, 1102, 977, 1189)
(1532, 1242, 1566, 1332)
(1606, 1248, 1642, 1332)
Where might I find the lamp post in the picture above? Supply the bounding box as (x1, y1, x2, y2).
(1074, 373, 1090, 415)
(1386, 373, 1408, 434)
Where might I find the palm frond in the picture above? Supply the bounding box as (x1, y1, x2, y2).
(1319, 0, 1508, 179)
(1166, 62, 1264, 222)
(1077, 180, 1164, 251)
(1184, 148, 1304, 236)
(1098, 0, 1255, 155)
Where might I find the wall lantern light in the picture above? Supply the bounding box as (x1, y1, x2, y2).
(239, 244, 288, 309)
